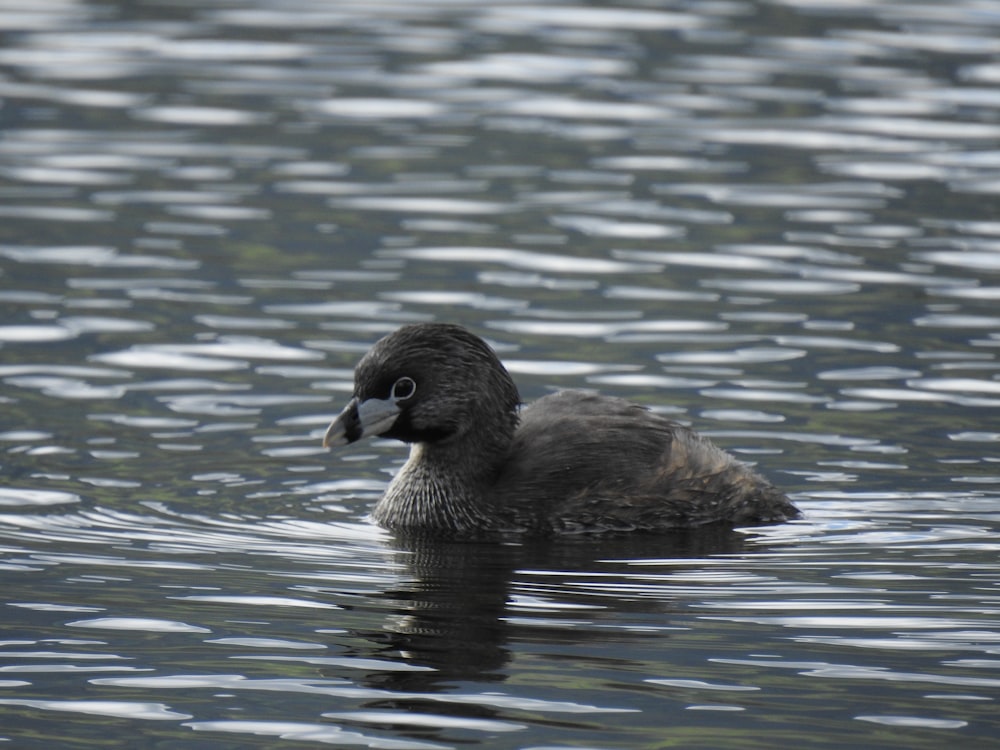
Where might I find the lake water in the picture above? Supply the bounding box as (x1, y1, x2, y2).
(2, 0, 1000, 748)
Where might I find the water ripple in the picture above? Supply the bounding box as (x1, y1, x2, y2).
(0, 245, 198, 269)
(0, 699, 190, 721)
(0, 489, 80, 507)
(383, 246, 660, 274)
(2, 1, 1000, 748)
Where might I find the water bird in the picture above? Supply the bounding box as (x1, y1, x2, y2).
(323, 323, 799, 536)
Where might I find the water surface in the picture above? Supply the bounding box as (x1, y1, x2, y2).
(1, 0, 1000, 748)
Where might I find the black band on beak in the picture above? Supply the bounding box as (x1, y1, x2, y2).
(339, 399, 363, 443)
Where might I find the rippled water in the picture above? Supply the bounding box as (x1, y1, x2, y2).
(2, 0, 1000, 747)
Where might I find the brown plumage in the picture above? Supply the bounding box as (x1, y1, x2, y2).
(323, 323, 799, 537)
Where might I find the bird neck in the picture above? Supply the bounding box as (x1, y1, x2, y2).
(372, 428, 511, 534)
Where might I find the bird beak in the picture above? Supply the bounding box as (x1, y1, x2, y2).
(322, 396, 401, 448)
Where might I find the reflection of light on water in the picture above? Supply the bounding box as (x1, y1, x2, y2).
(0, 0, 999, 746)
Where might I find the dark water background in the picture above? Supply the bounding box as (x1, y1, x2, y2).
(2, 0, 1000, 748)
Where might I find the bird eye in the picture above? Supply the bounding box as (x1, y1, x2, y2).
(391, 376, 416, 402)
